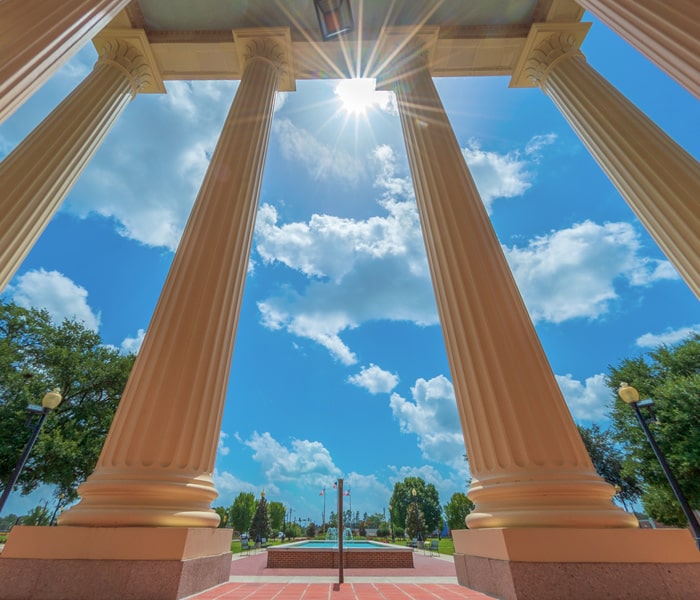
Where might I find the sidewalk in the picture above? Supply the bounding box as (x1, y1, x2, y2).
(186, 548, 495, 599)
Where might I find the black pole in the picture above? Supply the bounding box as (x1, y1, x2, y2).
(631, 402, 700, 550)
(0, 410, 47, 514)
(338, 478, 344, 584)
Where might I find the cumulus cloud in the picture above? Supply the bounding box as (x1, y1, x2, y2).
(556, 373, 611, 422)
(636, 325, 699, 348)
(389, 464, 470, 500)
(389, 375, 466, 468)
(255, 196, 437, 363)
(347, 364, 399, 394)
(9, 269, 100, 331)
(121, 328, 145, 354)
(505, 221, 678, 323)
(273, 118, 364, 185)
(66, 79, 237, 250)
(218, 431, 231, 456)
(462, 133, 556, 213)
(245, 431, 342, 485)
(213, 468, 260, 496)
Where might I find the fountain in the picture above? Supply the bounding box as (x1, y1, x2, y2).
(324, 527, 353, 544)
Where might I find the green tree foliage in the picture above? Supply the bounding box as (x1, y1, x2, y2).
(249, 493, 271, 542)
(389, 477, 441, 535)
(268, 501, 285, 530)
(23, 504, 51, 526)
(229, 492, 256, 533)
(213, 506, 229, 528)
(0, 302, 135, 503)
(577, 424, 642, 508)
(608, 335, 700, 526)
(444, 492, 475, 531)
(404, 501, 425, 540)
(306, 522, 317, 538)
(0, 513, 20, 530)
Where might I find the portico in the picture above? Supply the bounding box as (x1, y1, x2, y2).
(0, 2, 698, 599)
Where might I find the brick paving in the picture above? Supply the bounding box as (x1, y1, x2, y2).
(186, 548, 495, 599)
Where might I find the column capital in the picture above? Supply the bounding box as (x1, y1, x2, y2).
(92, 28, 165, 95)
(374, 26, 439, 90)
(233, 28, 295, 91)
(510, 22, 590, 88)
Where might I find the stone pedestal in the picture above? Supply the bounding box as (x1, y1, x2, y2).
(0, 526, 232, 600)
(453, 528, 700, 600)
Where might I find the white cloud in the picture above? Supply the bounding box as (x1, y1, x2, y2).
(636, 325, 699, 348)
(273, 118, 364, 185)
(121, 328, 145, 354)
(461, 133, 556, 212)
(389, 375, 466, 468)
(213, 468, 260, 496)
(9, 269, 100, 331)
(556, 373, 611, 422)
(66, 79, 237, 250)
(389, 464, 470, 501)
(505, 221, 678, 323)
(245, 431, 342, 485)
(218, 431, 231, 456)
(255, 198, 437, 364)
(347, 363, 399, 394)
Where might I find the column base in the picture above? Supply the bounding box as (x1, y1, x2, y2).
(453, 528, 700, 600)
(0, 526, 232, 600)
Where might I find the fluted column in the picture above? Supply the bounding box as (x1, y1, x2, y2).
(59, 31, 291, 528)
(388, 47, 636, 529)
(514, 24, 700, 298)
(0, 0, 131, 124)
(0, 34, 157, 293)
(575, 0, 700, 99)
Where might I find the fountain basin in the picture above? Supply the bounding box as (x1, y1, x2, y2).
(266, 540, 414, 568)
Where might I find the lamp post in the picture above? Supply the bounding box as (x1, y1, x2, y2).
(618, 382, 700, 550)
(0, 388, 62, 514)
(411, 487, 422, 542)
(389, 503, 394, 542)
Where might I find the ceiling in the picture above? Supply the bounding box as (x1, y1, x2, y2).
(102, 0, 586, 89)
(133, 0, 544, 37)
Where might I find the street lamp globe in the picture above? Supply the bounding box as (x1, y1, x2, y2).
(42, 388, 63, 410)
(618, 382, 640, 404)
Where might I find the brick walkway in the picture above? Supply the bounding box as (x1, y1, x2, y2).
(190, 582, 491, 600)
(186, 549, 495, 599)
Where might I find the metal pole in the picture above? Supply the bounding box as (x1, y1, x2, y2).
(632, 402, 700, 550)
(338, 478, 344, 584)
(0, 410, 47, 514)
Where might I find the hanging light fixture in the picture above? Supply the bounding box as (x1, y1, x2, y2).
(313, 0, 354, 40)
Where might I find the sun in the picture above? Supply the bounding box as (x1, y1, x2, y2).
(335, 78, 381, 116)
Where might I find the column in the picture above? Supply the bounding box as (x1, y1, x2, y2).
(513, 23, 700, 299)
(0, 0, 131, 124)
(59, 30, 291, 528)
(575, 0, 700, 99)
(0, 34, 157, 293)
(388, 47, 636, 529)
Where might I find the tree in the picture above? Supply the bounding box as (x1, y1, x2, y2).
(608, 335, 700, 526)
(0, 513, 20, 530)
(404, 502, 425, 540)
(444, 492, 475, 531)
(577, 423, 642, 509)
(389, 477, 441, 535)
(249, 493, 271, 542)
(306, 522, 317, 538)
(229, 492, 256, 533)
(213, 506, 229, 528)
(0, 302, 135, 503)
(268, 501, 285, 531)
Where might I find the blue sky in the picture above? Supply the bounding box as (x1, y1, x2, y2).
(1, 16, 698, 523)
